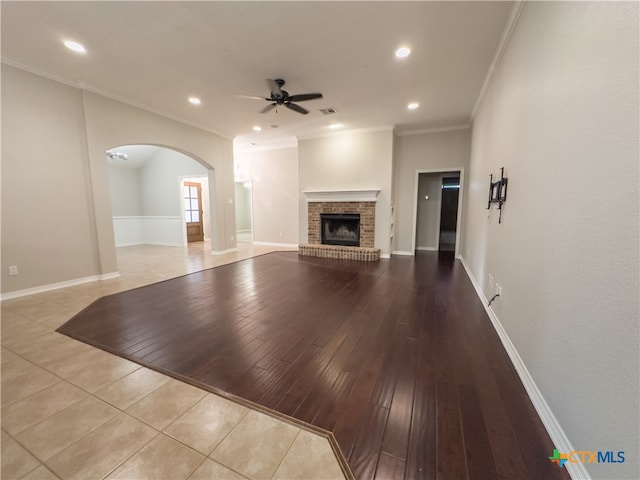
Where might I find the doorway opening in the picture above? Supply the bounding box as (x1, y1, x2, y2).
(234, 181, 253, 243)
(438, 177, 460, 252)
(413, 169, 464, 257)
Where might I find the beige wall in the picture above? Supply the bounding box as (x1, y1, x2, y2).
(108, 166, 142, 217)
(139, 149, 207, 216)
(234, 147, 298, 245)
(462, 3, 639, 478)
(1, 66, 236, 294)
(392, 128, 470, 254)
(1, 66, 100, 292)
(298, 129, 394, 254)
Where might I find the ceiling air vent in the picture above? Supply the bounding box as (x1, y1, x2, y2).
(319, 108, 337, 115)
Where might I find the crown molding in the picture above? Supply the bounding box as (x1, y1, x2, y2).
(1, 58, 234, 140)
(297, 125, 394, 142)
(471, 1, 527, 120)
(395, 124, 471, 137)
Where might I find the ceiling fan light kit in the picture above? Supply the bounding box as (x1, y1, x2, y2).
(106, 150, 128, 161)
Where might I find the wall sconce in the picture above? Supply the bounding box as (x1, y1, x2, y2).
(487, 167, 508, 223)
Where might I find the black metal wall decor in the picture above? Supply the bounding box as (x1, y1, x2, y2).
(487, 167, 508, 223)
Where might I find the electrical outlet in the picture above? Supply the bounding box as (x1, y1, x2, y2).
(8, 265, 18, 276)
(488, 274, 494, 288)
(497, 284, 503, 297)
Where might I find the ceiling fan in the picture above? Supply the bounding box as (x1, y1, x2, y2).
(243, 79, 323, 115)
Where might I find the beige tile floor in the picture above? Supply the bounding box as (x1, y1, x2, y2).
(1, 242, 347, 480)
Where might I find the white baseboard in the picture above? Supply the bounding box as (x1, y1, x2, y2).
(392, 250, 414, 256)
(211, 248, 238, 256)
(416, 246, 438, 251)
(1, 271, 120, 301)
(380, 253, 391, 259)
(458, 255, 589, 480)
(100, 272, 121, 281)
(252, 241, 299, 249)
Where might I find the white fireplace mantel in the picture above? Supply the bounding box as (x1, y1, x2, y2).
(303, 189, 380, 203)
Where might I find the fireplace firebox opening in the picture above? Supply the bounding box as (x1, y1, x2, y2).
(321, 213, 360, 247)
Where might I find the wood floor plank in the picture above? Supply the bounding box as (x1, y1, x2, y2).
(348, 404, 390, 480)
(375, 453, 406, 480)
(380, 337, 417, 461)
(58, 251, 568, 480)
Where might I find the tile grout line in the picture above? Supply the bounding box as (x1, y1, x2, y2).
(268, 429, 302, 480)
(3, 325, 316, 479)
(2, 244, 346, 480)
(96, 430, 163, 480)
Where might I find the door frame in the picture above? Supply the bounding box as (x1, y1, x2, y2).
(184, 181, 204, 243)
(411, 167, 465, 258)
(179, 176, 209, 246)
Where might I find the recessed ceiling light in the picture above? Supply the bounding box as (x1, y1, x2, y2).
(395, 47, 411, 58)
(408, 102, 419, 110)
(328, 123, 342, 129)
(252, 126, 262, 132)
(64, 40, 86, 54)
(188, 97, 201, 105)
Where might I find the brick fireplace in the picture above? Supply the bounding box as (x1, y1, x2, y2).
(300, 190, 381, 261)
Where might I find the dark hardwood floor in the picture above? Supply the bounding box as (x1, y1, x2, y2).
(58, 251, 569, 480)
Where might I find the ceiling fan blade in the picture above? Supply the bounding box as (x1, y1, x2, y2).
(288, 93, 323, 102)
(285, 102, 309, 115)
(238, 94, 270, 101)
(260, 103, 276, 114)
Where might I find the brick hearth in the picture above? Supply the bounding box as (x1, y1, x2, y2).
(299, 244, 381, 261)
(301, 194, 381, 261)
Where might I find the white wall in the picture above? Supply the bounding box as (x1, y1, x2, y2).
(462, 3, 639, 479)
(393, 129, 470, 254)
(234, 182, 252, 232)
(112, 217, 184, 247)
(234, 146, 299, 245)
(298, 129, 394, 254)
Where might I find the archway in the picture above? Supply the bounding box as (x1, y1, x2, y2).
(105, 144, 215, 252)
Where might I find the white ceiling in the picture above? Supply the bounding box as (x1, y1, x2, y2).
(1, 1, 514, 151)
(106, 145, 162, 170)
